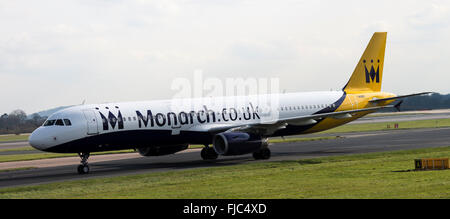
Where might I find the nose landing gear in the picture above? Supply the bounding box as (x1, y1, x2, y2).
(77, 152, 90, 174)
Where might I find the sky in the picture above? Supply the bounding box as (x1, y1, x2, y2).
(0, 0, 449, 114)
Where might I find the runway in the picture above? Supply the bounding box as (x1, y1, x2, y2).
(1, 127, 450, 188)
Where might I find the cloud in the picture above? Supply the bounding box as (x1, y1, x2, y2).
(229, 40, 299, 61)
(408, 3, 450, 29)
(0, 0, 449, 114)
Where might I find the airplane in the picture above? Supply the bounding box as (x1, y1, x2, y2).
(29, 32, 431, 174)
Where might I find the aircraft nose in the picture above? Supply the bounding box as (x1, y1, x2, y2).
(29, 128, 50, 151)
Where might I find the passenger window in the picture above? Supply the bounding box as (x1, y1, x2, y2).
(44, 120, 56, 126)
(63, 119, 72, 126)
(55, 119, 64, 126)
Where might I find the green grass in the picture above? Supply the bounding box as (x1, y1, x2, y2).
(323, 118, 450, 134)
(0, 134, 30, 142)
(1, 146, 449, 199)
(0, 147, 36, 153)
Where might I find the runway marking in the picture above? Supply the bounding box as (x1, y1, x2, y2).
(0, 148, 203, 171)
(344, 133, 389, 138)
(0, 153, 140, 170)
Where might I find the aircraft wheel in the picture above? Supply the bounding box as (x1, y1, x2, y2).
(253, 148, 271, 160)
(77, 164, 90, 174)
(77, 152, 90, 174)
(201, 147, 218, 160)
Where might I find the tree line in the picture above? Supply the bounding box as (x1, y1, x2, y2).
(400, 93, 450, 110)
(0, 110, 46, 135)
(382, 93, 450, 112)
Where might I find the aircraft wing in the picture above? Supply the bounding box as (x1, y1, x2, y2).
(208, 105, 395, 135)
(369, 92, 433, 103)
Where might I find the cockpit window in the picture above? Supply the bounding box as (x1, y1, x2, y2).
(43, 118, 72, 127)
(55, 119, 64, 126)
(43, 120, 56, 126)
(64, 119, 72, 126)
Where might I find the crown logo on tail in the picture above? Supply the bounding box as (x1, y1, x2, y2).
(364, 59, 380, 83)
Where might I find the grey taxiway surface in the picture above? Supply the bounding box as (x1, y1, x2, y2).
(1, 127, 450, 188)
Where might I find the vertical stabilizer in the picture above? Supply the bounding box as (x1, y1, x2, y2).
(343, 32, 387, 93)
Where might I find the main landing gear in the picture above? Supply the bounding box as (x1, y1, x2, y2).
(200, 146, 218, 160)
(252, 147, 271, 160)
(77, 152, 90, 174)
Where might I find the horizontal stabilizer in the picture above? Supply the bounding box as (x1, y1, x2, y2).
(369, 92, 433, 103)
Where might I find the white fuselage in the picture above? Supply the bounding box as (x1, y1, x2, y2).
(29, 91, 346, 153)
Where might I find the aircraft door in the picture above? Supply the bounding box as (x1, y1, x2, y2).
(82, 110, 99, 135)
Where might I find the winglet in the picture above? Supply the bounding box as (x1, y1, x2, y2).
(394, 100, 403, 112)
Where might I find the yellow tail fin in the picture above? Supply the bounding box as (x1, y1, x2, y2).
(343, 32, 387, 93)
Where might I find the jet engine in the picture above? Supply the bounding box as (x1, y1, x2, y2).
(213, 132, 267, 156)
(137, 144, 188, 156)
